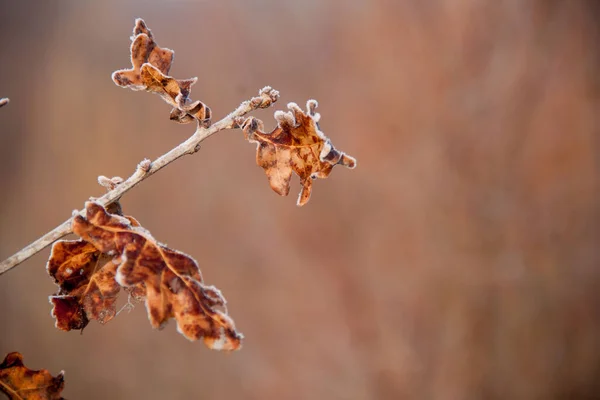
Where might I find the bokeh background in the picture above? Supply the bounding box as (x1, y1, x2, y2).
(1, 1, 600, 399)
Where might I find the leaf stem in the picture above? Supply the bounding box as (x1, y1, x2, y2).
(0, 87, 279, 276)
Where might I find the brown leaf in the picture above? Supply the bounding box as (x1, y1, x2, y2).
(111, 19, 211, 126)
(47, 241, 120, 331)
(140, 64, 211, 126)
(46, 201, 135, 331)
(111, 18, 173, 89)
(70, 201, 243, 350)
(131, 19, 173, 76)
(242, 100, 356, 206)
(0, 352, 65, 400)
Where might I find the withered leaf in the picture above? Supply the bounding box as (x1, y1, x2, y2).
(47, 240, 120, 331)
(46, 203, 138, 331)
(242, 100, 356, 206)
(111, 18, 173, 89)
(111, 19, 211, 126)
(131, 19, 173, 76)
(0, 352, 65, 400)
(70, 201, 242, 350)
(141, 64, 211, 126)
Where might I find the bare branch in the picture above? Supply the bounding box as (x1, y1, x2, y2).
(0, 87, 279, 276)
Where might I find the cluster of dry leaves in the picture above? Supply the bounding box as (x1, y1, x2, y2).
(3, 17, 356, 398)
(112, 18, 356, 206)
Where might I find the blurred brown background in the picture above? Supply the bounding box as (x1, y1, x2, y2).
(1, 1, 599, 399)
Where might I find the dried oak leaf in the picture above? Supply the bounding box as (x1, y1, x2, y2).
(47, 241, 120, 331)
(71, 201, 242, 350)
(0, 352, 65, 400)
(47, 203, 138, 331)
(242, 100, 356, 206)
(111, 18, 173, 89)
(111, 18, 211, 126)
(141, 64, 211, 126)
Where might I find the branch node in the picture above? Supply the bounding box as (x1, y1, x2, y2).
(250, 86, 280, 110)
(137, 159, 152, 173)
(98, 176, 124, 191)
(232, 116, 246, 129)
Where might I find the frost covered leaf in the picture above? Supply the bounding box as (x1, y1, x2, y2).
(46, 202, 135, 331)
(0, 352, 65, 400)
(71, 201, 242, 350)
(47, 241, 120, 331)
(242, 100, 356, 206)
(111, 18, 211, 126)
(111, 18, 173, 89)
(0, 98, 9, 108)
(141, 64, 211, 126)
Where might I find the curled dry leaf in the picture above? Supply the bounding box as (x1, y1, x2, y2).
(111, 18, 211, 126)
(47, 240, 120, 331)
(0, 98, 9, 108)
(0, 352, 65, 400)
(242, 100, 356, 206)
(65, 201, 242, 350)
(111, 18, 173, 89)
(141, 64, 211, 126)
(47, 203, 137, 331)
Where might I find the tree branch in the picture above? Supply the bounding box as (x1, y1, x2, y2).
(0, 86, 279, 276)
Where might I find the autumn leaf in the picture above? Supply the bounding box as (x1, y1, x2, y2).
(0, 98, 8, 108)
(0, 352, 65, 400)
(131, 19, 174, 78)
(140, 64, 211, 126)
(47, 240, 120, 331)
(111, 18, 173, 89)
(241, 100, 356, 206)
(69, 201, 242, 350)
(111, 18, 211, 126)
(47, 202, 137, 331)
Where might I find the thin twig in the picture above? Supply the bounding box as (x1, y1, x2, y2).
(0, 87, 279, 276)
